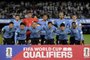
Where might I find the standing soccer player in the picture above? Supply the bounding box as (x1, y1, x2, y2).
(38, 14, 49, 45)
(2, 22, 15, 45)
(38, 14, 49, 26)
(45, 22, 57, 45)
(15, 22, 27, 45)
(70, 22, 84, 45)
(29, 22, 42, 45)
(69, 15, 82, 29)
(12, 15, 22, 30)
(23, 12, 38, 27)
(54, 12, 69, 28)
(56, 23, 69, 45)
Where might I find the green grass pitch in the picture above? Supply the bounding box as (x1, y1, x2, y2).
(83, 34, 90, 44)
(0, 34, 90, 44)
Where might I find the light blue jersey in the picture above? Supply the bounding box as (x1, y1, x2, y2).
(70, 28, 84, 41)
(2, 26, 15, 38)
(54, 19, 69, 28)
(29, 26, 42, 38)
(44, 26, 57, 39)
(56, 28, 70, 40)
(12, 20, 22, 29)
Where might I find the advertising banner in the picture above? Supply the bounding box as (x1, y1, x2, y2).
(0, 45, 90, 60)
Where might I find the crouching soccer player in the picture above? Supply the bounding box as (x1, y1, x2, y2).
(45, 22, 57, 45)
(2, 22, 15, 45)
(70, 22, 84, 45)
(56, 23, 69, 45)
(15, 22, 27, 45)
(29, 22, 42, 45)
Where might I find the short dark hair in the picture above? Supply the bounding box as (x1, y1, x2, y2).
(15, 14, 20, 17)
(60, 23, 65, 27)
(72, 22, 76, 25)
(72, 14, 77, 16)
(33, 14, 36, 16)
(70, 14, 77, 18)
(48, 22, 53, 25)
(42, 14, 49, 18)
(26, 11, 32, 14)
(20, 22, 26, 26)
(9, 22, 14, 25)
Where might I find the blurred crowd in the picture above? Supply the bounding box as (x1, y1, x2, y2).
(0, 1, 90, 19)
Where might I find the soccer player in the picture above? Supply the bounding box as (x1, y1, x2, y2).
(38, 14, 49, 45)
(70, 22, 84, 45)
(38, 14, 49, 26)
(2, 22, 15, 45)
(23, 12, 38, 27)
(69, 15, 82, 29)
(29, 22, 42, 45)
(44, 22, 57, 45)
(54, 12, 69, 28)
(15, 22, 27, 45)
(12, 15, 22, 30)
(56, 23, 69, 45)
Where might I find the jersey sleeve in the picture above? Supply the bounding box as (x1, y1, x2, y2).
(79, 29, 84, 40)
(54, 20, 58, 27)
(2, 26, 7, 34)
(54, 26, 57, 34)
(56, 29, 60, 35)
(67, 28, 71, 34)
(14, 29, 18, 44)
(2, 26, 6, 31)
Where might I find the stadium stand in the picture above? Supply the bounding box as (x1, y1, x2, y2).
(0, 0, 90, 34)
(0, 1, 89, 18)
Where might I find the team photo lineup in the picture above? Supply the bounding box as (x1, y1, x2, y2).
(1, 11, 84, 45)
(0, 1, 90, 60)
